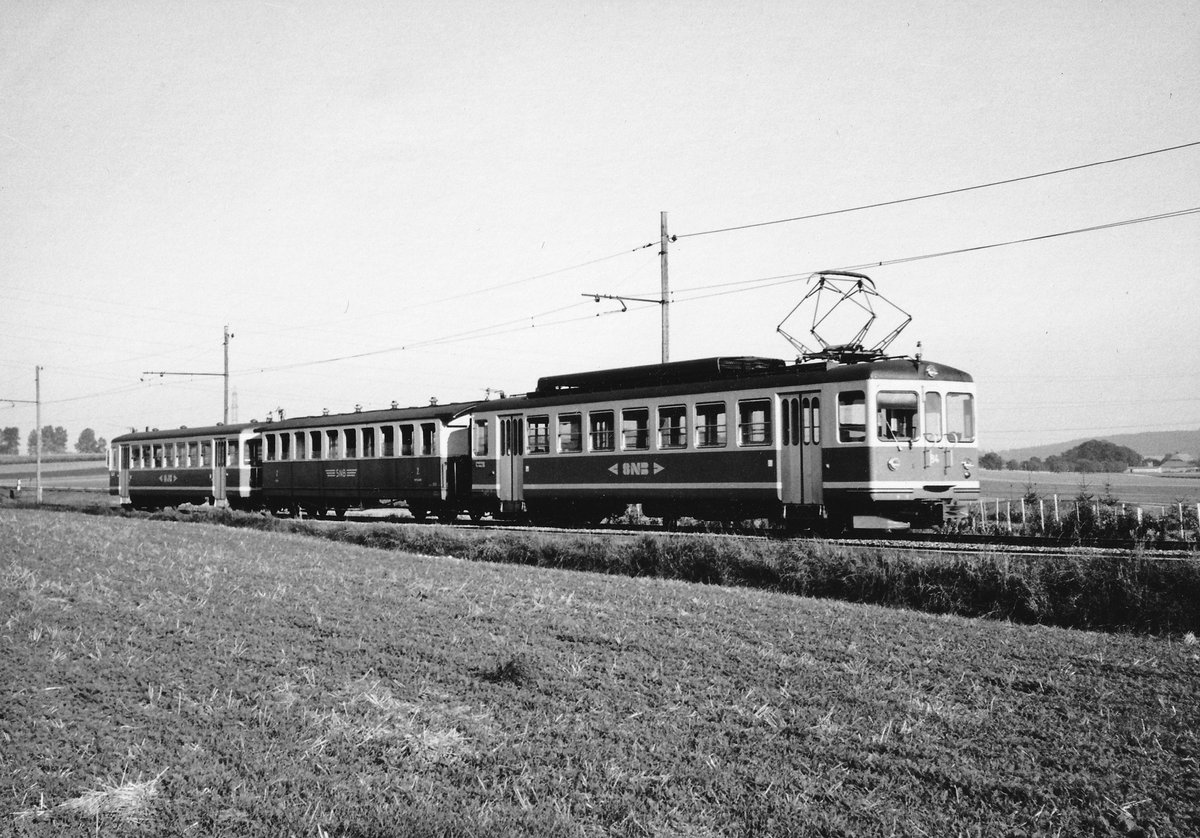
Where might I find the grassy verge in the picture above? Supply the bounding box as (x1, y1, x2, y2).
(2, 509, 1198, 836)
(100, 506, 1200, 636)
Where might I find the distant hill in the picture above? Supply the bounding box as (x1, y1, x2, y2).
(996, 428, 1200, 462)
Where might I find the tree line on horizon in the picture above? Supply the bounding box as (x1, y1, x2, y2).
(0, 426, 107, 456)
(980, 439, 1149, 473)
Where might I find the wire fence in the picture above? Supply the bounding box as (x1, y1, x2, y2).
(961, 495, 1199, 545)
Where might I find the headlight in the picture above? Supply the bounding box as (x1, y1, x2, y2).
(887, 457, 900, 471)
(962, 460, 973, 478)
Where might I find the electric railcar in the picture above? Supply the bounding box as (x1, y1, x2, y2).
(459, 354, 979, 529)
(109, 353, 978, 530)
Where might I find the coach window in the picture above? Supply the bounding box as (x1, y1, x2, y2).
(924, 393, 943, 442)
(527, 416, 550, 454)
(343, 428, 358, 459)
(558, 413, 582, 453)
(201, 441, 212, 467)
(838, 391, 867, 443)
(473, 420, 489, 456)
(589, 411, 614, 451)
(738, 399, 772, 446)
(280, 433, 291, 461)
(229, 440, 240, 466)
(362, 427, 376, 458)
(421, 423, 436, 456)
(695, 402, 726, 448)
(290, 432, 303, 460)
(151, 443, 162, 468)
(622, 408, 649, 450)
(400, 425, 414, 456)
(811, 398, 821, 444)
(658, 405, 687, 449)
(326, 429, 340, 459)
(382, 425, 396, 457)
(876, 391, 918, 442)
(947, 393, 975, 443)
(309, 431, 323, 459)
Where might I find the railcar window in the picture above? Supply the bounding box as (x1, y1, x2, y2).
(326, 429, 340, 459)
(838, 392, 867, 442)
(280, 433, 291, 461)
(290, 432, 303, 460)
(947, 393, 975, 442)
(589, 411, 614, 451)
(201, 441, 212, 467)
(362, 427, 376, 458)
(246, 440, 262, 466)
(343, 429, 358, 459)
(811, 398, 821, 444)
(400, 425, 414, 456)
(738, 399, 772, 446)
(658, 405, 687, 449)
(924, 393, 943, 442)
(527, 416, 550, 454)
(622, 408, 649, 450)
(695, 402, 727, 447)
(558, 414, 582, 453)
(309, 431, 323, 459)
(151, 444, 163, 468)
(382, 425, 396, 457)
(265, 436, 277, 462)
(229, 440, 240, 465)
(473, 420, 488, 456)
(421, 423, 435, 455)
(876, 391, 919, 442)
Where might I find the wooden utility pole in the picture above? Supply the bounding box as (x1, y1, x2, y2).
(0, 369, 42, 501)
(223, 325, 232, 425)
(34, 366, 41, 503)
(660, 211, 670, 363)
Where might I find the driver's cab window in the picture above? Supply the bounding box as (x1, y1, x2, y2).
(876, 391, 918, 441)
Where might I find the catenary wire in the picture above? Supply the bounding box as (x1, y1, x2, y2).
(674, 140, 1200, 239)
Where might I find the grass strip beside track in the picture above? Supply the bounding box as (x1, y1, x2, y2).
(2, 509, 1198, 836)
(131, 507, 1200, 636)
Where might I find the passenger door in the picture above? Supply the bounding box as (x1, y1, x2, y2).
(779, 392, 823, 505)
(497, 415, 524, 511)
(213, 439, 228, 505)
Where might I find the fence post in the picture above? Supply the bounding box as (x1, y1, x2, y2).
(1039, 499, 1045, 532)
(1137, 506, 1143, 527)
(978, 499, 986, 532)
(1053, 494, 1060, 523)
(1005, 501, 1012, 533)
(1180, 503, 1186, 541)
(1019, 498, 1027, 532)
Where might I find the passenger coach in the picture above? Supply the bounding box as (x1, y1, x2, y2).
(459, 355, 978, 529)
(109, 423, 262, 510)
(256, 401, 476, 519)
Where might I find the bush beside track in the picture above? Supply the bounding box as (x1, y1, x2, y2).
(116, 506, 1200, 636)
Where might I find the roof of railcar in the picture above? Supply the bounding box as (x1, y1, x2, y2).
(112, 422, 258, 444)
(256, 400, 479, 432)
(459, 356, 973, 415)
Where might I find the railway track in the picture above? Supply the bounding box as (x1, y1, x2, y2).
(334, 509, 1198, 560)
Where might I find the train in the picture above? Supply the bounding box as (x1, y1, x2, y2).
(109, 350, 979, 531)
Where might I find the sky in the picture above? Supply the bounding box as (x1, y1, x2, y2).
(2, 0, 1198, 454)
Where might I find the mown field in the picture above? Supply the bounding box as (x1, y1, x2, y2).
(0, 457, 108, 491)
(979, 469, 1200, 508)
(2, 509, 1198, 836)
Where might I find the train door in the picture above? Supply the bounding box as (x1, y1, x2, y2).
(119, 444, 131, 498)
(496, 414, 524, 513)
(213, 439, 228, 506)
(779, 392, 823, 506)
